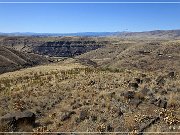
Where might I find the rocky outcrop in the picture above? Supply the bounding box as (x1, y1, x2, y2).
(0, 37, 106, 57)
(0, 111, 36, 132)
(33, 41, 104, 57)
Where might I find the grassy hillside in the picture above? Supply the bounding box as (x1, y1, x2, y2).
(0, 46, 50, 74)
(0, 60, 179, 133)
(77, 40, 180, 72)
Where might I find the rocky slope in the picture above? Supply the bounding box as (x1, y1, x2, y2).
(0, 60, 179, 133)
(0, 36, 107, 57)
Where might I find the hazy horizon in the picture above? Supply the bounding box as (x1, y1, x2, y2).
(1, 29, 180, 34)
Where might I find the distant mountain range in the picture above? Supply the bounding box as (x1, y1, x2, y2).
(0, 29, 180, 39)
(0, 32, 117, 37)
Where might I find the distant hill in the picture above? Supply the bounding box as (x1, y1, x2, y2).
(114, 30, 180, 39)
(77, 40, 180, 72)
(0, 32, 116, 37)
(0, 46, 50, 74)
(0, 30, 180, 39)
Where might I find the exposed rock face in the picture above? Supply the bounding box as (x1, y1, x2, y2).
(0, 37, 106, 57)
(33, 41, 104, 57)
(0, 111, 36, 132)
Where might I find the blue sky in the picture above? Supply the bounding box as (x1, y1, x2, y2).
(0, 0, 180, 33)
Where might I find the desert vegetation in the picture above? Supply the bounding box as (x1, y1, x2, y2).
(0, 34, 180, 134)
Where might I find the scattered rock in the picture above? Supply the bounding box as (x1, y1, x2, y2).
(156, 76, 166, 86)
(88, 80, 96, 86)
(141, 88, 150, 96)
(147, 91, 154, 97)
(79, 110, 89, 121)
(141, 74, 147, 78)
(100, 118, 107, 123)
(139, 50, 151, 55)
(129, 83, 139, 90)
(167, 71, 176, 78)
(138, 116, 160, 134)
(123, 91, 135, 99)
(158, 53, 163, 56)
(60, 111, 75, 121)
(148, 97, 158, 104)
(129, 98, 142, 107)
(91, 115, 97, 122)
(75, 110, 89, 123)
(144, 78, 151, 83)
(154, 98, 167, 108)
(106, 124, 114, 132)
(160, 89, 167, 95)
(135, 78, 143, 84)
(109, 92, 116, 99)
(117, 109, 123, 117)
(72, 103, 82, 110)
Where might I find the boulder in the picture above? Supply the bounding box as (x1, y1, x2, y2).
(0, 111, 36, 132)
(0, 115, 16, 131)
(167, 71, 175, 78)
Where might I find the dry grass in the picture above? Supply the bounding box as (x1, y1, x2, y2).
(0, 55, 179, 133)
(168, 93, 179, 108)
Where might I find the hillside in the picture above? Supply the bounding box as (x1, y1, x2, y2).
(0, 36, 179, 133)
(0, 46, 50, 74)
(0, 60, 179, 133)
(77, 40, 180, 72)
(114, 30, 180, 39)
